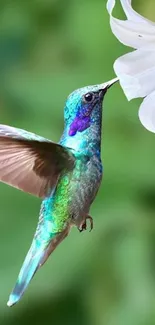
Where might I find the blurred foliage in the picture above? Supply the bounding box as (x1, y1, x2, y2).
(0, 0, 155, 324)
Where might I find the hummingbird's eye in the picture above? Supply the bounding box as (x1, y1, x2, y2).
(84, 92, 94, 103)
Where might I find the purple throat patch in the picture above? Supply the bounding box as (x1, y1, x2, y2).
(69, 116, 91, 136)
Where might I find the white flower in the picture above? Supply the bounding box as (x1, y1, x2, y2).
(106, 0, 155, 133)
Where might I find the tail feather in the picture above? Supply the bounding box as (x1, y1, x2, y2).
(7, 229, 69, 307)
(7, 244, 46, 307)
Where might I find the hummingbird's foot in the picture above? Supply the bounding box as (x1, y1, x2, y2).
(78, 215, 93, 232)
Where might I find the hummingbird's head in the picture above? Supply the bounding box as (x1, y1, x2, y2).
(64, 77, 118, 136)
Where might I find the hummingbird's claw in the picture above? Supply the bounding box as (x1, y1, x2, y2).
(86, 215, 93, 232)
(79, 222, 87, 232)
(78, 215, 93, 232)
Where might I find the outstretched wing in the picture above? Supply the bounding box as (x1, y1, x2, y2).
(0, 125, 75, 197)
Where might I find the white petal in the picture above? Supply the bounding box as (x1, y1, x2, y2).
(139, 91, 155, 133)
(120, 0, 155, 24)
(113, 49, 155, 100)
(106, 0, 155, 49)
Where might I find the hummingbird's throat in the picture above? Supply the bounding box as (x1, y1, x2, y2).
(69, 116, 91, 136)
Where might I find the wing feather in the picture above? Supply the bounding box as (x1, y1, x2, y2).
(0, 125, 75, 197)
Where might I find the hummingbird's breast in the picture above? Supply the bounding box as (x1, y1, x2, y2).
(68, 153, 103, 227)
(39, 151, 102, 234)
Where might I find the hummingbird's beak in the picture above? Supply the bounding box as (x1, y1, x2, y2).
(106, 77, 119, 89)
(100, 77, 119, 90)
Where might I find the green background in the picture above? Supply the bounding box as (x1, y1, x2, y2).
(0, 0, 155, 324)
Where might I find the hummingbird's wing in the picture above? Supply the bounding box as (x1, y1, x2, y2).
(0, 124, 75, 197)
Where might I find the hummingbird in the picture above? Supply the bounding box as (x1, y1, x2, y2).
(0, 77, 118, 306)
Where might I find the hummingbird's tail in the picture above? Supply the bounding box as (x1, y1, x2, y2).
(7, 228, 69, 307)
